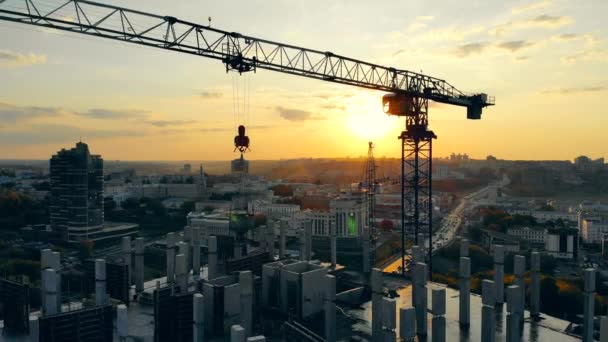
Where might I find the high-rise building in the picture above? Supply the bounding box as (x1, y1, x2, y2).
(50, 142, 104, 242)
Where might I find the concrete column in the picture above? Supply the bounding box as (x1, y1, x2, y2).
(530, 251, 540, 318)
(506, 285, 521, 342)
(583, 269, 596, 342)
(208, 236, 218, 280)
(382, 297, 396, 342)
(324, 275, 336, 342)
(176, 254, 188, 293)
(184, 227, 193, 244)
(304, 221, 312, 261)
(431, 288, 446, 342)
(371, 268, 383, 340)
(513, 255, 526, 321)
(399, 307, 416, 341)
(166, 232, 177, 285)
(411, 246, 423, 307)
(42, 268, 58, 316)
(29, 316, 39, 342)
(239, 271, 253, 336)
(122, 236, 132, 286)
(266, 223, 275, 257)
(234, 240, 243, 258)
(600, 316, 608, 342)
(95, 259, 107, 305)
(177, 241, 190, 274)
(298, 229, 306, 261)
(481, 280, 495, 342)
(459, 257, 471, 327)
(193, 293, 204, 342)
(41, 249, 61, 314)
(51, 252, 61, 313)
(362, 227, 371, 273)
(192, 228, 201, 277)
(330, 222, 337, 268)
(493, 245, 504, 304)
(117, 304, 128, 341)
(460, 238, 469, 257)
(231, 325, 246, 342)
(134, 238, 145, 293)
(414, 262, 428, 337)
(279, 221, 287, 259)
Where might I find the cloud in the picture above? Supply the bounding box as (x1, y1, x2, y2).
(493, 14, 573, 36)
(276, 107, 323, 122)
(200, 90, 223, 99)
(0, 124, 144, 145)
(0, 102, 64, 123)
(145, 119, 197, 127)
(453, 42, 490, 57)
(497, 40, 535, 52)
(541, 86, 607, 94)
(407, 16, 435, 33)
(0, 50, 47, 67)
(561, 49, 608, 64)
(78, 108, 148, 119)
(511, 0, 553, 14)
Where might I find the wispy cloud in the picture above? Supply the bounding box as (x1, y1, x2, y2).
(145, 119, 197, 127)
(541, 86, 607, 94)
(561, 49, 608, 64)
(497, 40, 535, 52)
(200, 90, 223, 99)
(0, 102, 64, 123)
(78, 108, 149, 119)
(452, 42, 490, 57)
(0, 50, 47, 67)
(511, 0, 553, 15)
(407, 16, 435, 33)
(276, 107, 323, 122)
(0, 124, 144, 145)
(493, 14, 573, 36)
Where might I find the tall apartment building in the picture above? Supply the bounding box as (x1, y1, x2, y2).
(50, 142, 104, 242)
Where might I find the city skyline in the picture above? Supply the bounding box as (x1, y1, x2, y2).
(1, 0, 607, 161)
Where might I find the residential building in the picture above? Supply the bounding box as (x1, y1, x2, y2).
(545, 228, 578, 259)
(507, 226, 546, 244)
(580, 218, 608, 244)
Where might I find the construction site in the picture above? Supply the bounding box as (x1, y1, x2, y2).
(0, 0, 604, 342)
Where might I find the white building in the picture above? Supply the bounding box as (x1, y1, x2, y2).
(249, 200, 300, 220)
(581, 218, 608, 244)
(186, 212, 234, 244)
(511, 209, 578, 223)
(507, 226, 546, 244)
(545, 228, 578, 259)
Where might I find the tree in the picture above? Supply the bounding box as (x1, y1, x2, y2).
(379, 219, 395, 230)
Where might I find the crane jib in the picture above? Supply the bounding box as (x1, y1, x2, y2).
(0, 0, 494, 111)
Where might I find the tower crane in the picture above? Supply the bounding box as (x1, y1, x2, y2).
(0, 0, 495, 276)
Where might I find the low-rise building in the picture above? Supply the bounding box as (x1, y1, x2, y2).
(580, 218, 608, 244)
(545, 228, 578, 259)
(507, 226, 546, 244)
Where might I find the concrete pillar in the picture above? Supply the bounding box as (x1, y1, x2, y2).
(298, 229, 306, 261)
(530, 251, 540, 318)
(304, 221, 312, 261)
(493, 245, 504, 304)
(166, 232, 177, 285)
(371, 268, 383, 340)
(122, 236, 132, 286)
(459, 257, 471, 327)
(414, 262, 428, 337)
(234, 240, 243, 258)
(460, 238, 469, 257)
(431, 288, 446, 342)
(51, 252, 61, 313)
(208, 236, 218, 280)
(506, 285, 521, 342)
(513, 255, 526, 321)
(481, 280, 495, 342)
(176, 254, 188, 293)
(192, 228, 201, 277)
(42, 268, 58, 316)
(239, 271, 253, 336)
(399, 307, 416, 341)
(193, 293, 204, 342)
(583, 269, 596, 342)
(117, 304, 128, 341)
(177, 241, 190, 273)
(330, 222, 337, 268)
(362, 227, 371, 273)
(600, 316, 608, 342)
(266, 223, 275, 257)
(411, 246, 423, 307)
(231, 325, 246, 342)
(29, 316, 39, 342)
(95, 259, 107, 306)
(41, 249, 61, 314)
(279, 220, 287, 259)
(134, 238, 145, 293)
(382, 297, 396, 342)
(324, 275, 336, 342)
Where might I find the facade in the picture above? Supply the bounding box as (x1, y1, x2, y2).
(580, 218, 608, 244)
(507, 226, 546, 244)
(50, 142, 104, 242)
(186, 212, 234, 244)
(545, 228, 578, 259)
(511, 209, 578, 223)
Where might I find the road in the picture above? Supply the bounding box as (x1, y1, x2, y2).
(382, 178, 508, 273)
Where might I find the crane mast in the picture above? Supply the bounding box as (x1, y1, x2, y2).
(0, 0, 495, 276)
